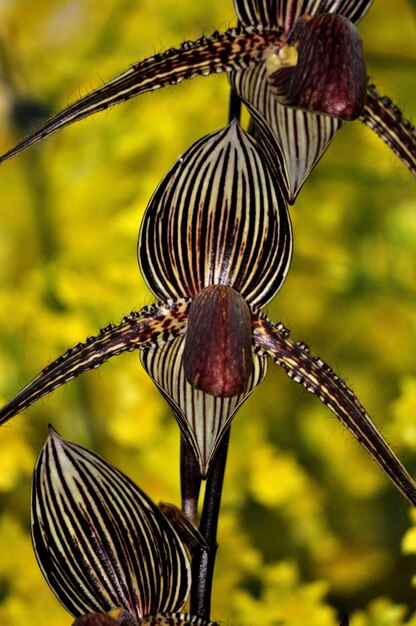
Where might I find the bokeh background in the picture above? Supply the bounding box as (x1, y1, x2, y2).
(0, 1, 415, 625)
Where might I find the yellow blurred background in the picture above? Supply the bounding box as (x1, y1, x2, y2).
(0, 1, 415, 625)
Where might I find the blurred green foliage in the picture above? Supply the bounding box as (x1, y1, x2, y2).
(0, 1, 415, 625)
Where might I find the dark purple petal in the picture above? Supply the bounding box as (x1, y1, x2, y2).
(275, 14, 367, 121)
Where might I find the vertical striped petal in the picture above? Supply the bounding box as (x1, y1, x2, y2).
(72, 613, 218, 626)
(253, 312, 416, 507)
(72, 610, 135, 625)
(230, 64, 341, 202)
(234, 0, 373, 32)
(138, 121, 292, 307)
(0, 27, 283, 163)
(0, 299, 190, 426)
(32, 428, 191, 621)
(140, 336, 267, 477)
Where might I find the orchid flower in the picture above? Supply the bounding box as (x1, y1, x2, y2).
(0, 0, 414, 202)
(32, 426, 217, 626)
(1, 121, 416, 509)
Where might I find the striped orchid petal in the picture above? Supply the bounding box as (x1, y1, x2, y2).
(140, 335, 267, 477)
(360, 84, 416, 177)
(234, 0, 373, 32)
(0, 299, 190, 426)
(230, 64, 341, 201)
(138, 121, 292, 306)
(252, 312, 416, 507)
(72, 613, 218, 626)
(32, 428, 191, 621)
(0, 27, 283, 163)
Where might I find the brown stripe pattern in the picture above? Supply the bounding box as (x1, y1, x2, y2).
(32, 428, 191, 620)
(233, 0, 373, 32)
(138, 121, 292, 307)
(230, 63, 342, 201)
(360, 84, 416, 177)
(141, 335, 267, 477)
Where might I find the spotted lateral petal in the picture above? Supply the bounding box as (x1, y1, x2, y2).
(360, 84, 416, 176)
(0, 27, 283, 163)
(234, 0, 373, 31)
(230, 63, 341, 202)
(141, 335, 267, 477)
(139, 615, 218, 626)
(32, 428, 191, 621)
(0, 299, 190, 426)
(138, 121, 292, 306)
(253, 313, 416, 507)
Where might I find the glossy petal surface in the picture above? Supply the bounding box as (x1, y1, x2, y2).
(234, 0, 373, 31)
(32, 429, 191, 620)
(141, 335, 267, 477)
(138, 121, 292, 306)
(230, 64, 341, 201)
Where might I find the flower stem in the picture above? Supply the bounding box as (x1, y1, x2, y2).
(190, 428, 230, 619)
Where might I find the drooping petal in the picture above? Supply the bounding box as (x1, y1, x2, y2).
(360, 84, 416, 177)
(138, 121, 292, 307)
(230, 64, 341, 201)
(234, 0, 373, 32)
(140, 335, 267, 477)
(32, 428, 191, 621)
(253, 313, 416, 507)
(0, 27, 283, 163)
(0, 299, 190, 426)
